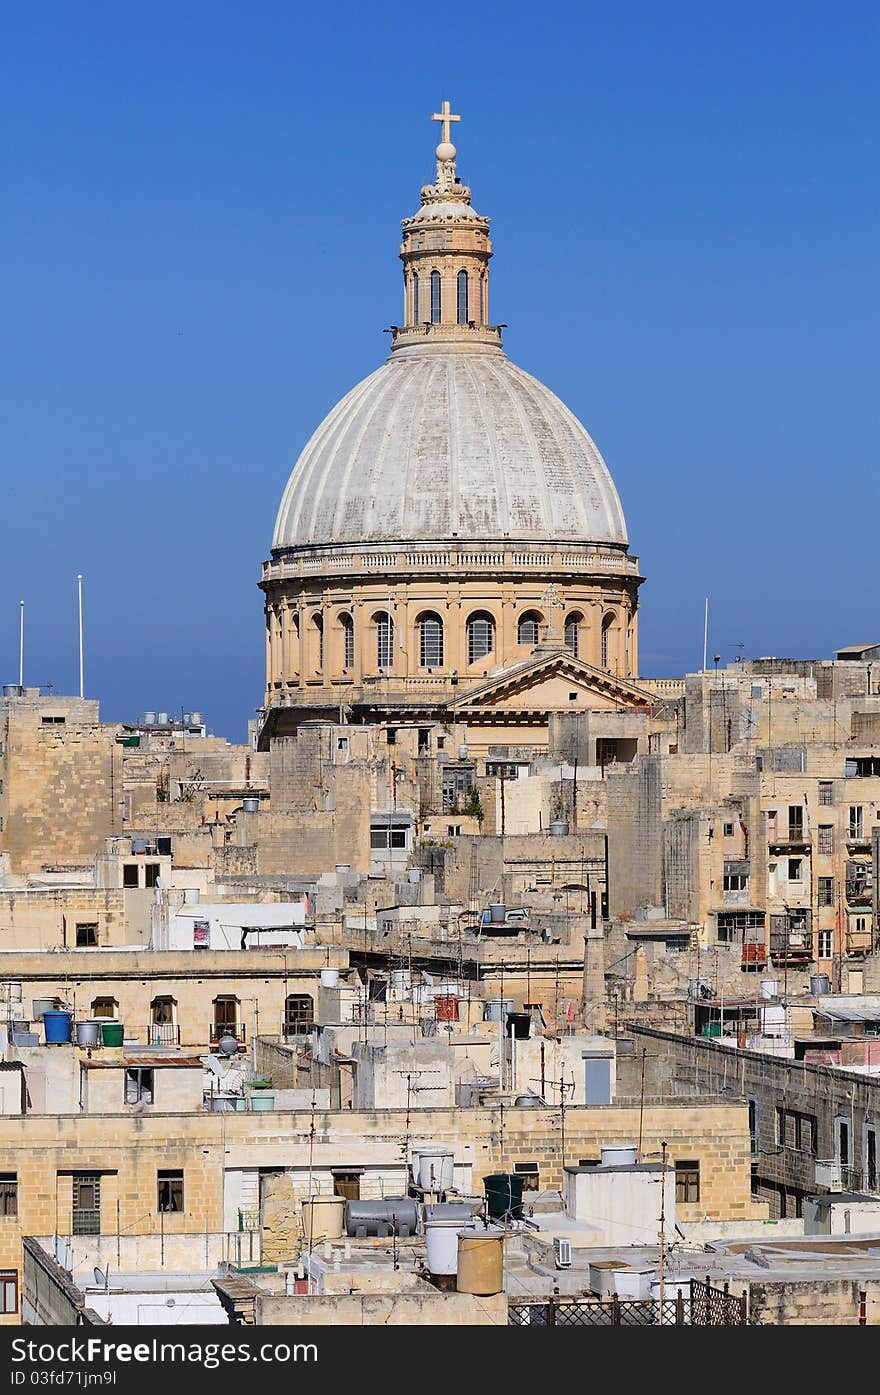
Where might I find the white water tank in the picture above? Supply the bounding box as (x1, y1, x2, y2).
(600, 1144, 638, 1168)
(425, 1218, 466, 1276)
(760, 979, 779, 999)
(320, 968, 339, 987)
(392, 970, 412, 991)
(418, 1147, 455, 1193)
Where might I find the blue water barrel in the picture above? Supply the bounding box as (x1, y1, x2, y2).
(43, 1010, 73, 1044)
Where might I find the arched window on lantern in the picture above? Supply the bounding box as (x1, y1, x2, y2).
(430, 270, 441, 324)
(412, 273, 420, 325)
(457, 270, 469, 325)
(601, 612, 616, 669)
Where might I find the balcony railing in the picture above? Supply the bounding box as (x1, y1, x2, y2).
(210, 1022, 246, 1047)
(145, 1023, 180, 1047)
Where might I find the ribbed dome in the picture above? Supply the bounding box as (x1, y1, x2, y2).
(272, 348, 628, 551)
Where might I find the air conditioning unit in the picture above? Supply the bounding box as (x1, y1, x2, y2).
(554, 1236, 572, 1269)
(814, 1161, 842, 1190)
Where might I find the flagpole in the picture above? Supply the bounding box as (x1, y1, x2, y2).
(19, 601, 24, 690)
(702, 596, 709, 672)
(77, 575, 84, 699)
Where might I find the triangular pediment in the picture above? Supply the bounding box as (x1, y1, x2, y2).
(451, 649, 657, 713)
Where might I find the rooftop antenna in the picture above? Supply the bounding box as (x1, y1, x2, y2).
(77, 575, 84, 699)
(18, 600, 24, 689)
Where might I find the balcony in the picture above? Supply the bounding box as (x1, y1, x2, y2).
(768, 829, 811, 854)
(144, 1023, 180, 1047)
(209, 1022, 246, 1048)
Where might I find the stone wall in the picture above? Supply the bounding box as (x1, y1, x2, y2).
(256, 1290, 508, 1325)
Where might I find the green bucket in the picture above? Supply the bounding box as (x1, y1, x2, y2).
(101, 1020, 125, 1046)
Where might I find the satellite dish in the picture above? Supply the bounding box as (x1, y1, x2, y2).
(217, 1034, 239, 1057)
(93, 1267, 105, 1287)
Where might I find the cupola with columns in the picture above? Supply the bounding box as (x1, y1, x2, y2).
(258, 102, 646, 750)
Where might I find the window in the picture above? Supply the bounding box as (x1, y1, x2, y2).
(818, 825, 834, 855)
(157, 1169, 184, 1213)
(412, 272, 420, 324)
(836, 1118, 850, 1168)
(514, 1162, 540, 1192)
(151, 996, 175, 1025)
(125, 1068, 154, 1106)
(284, 994, 314, 1035)
(818, 877, 834, 907)
(430, 269, 441, 323)
(747, 1100, 758, 1156)
(313, 614, 324, 670)
(517, 612, 541, 646)
(819, 781, 833, 806)
(456, 269, 468, 324)
(0, 1270, 17, 1315)
(376, 612, 394, 669)
(867, 1125, 878, 1191)
(72, 1174, 101, 1234)
(717, 910, 765, 939)
(418, 612, 444, 668)
(447, 824, 462, 836)
(144, 863, 160, 888)
(565, 614, 582, 658)
(442, 765, 475, 811)
(675, 1161, 700, 1203)
(817, 929, 833, 959)
(417, 728, 429, 754)
(723, 863, 749, 892)
(788, 805, 804, 840)
(849, 806, 864, 839)
(213, 997, 238, 1033)
(122, 863, 139, 888)
(340, 614, 354, 669)
(467, 611, 495, 665)
(788, 859, 802, 882)
(370, 821, 409, 850)
(41, 715, 65, 725)
(75, 923, 98, 947)
(332, 1171, 361, 1201)
(723, 823, 735, 837)
(601, 613, 614, 668)
(91, 998, 116, 1019)
(0, 1174, 17, 1218)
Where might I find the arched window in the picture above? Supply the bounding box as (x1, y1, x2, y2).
(467, 611, 495, 665)
(284, 994, 314, 1036)
(601, 613, 615, 669)
(565, 612, 583, 658)
(376, 611, 394, 668)
(430, 270, 441, 324)
(412, 273, 420, 325)
(313, 613, 324, 670)
(518, 611, 542, 646)
(418, 612, 444, 668)
(340, 613, 354, 670)
(457, 270, 469, 325)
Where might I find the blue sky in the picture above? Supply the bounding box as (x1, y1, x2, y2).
(4, 1, 878, 740)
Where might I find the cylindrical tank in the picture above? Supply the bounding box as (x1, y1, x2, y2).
(74, 1021, 102, 1047)
(242, 797, 259, 813)
(483, 998, 514, 1023)
(426, 1218, 467, 1276)
(301, 1196, 345, 1243)
(410, 1141, 435, 1176)
(456, 1226, 505, 1295)
(687, 979, 703, 1001)
(483, 1173, 524, 1219)
(760, 979, 779, 999)
(435, 995, 460, 1022)
(600, 1144, 639, 1168)
(344, 1198, 419, 1238)
(418, 1148, 455, 1193)
(248, 1092, 274, 1111)
(423, 1202, 478, 1223)
(549, 820, 569, 837)
(42, 1010, 73, 1045)
(209, 1094, 240, 1112)
(100, 1021, 124, 1047)
(32, 997, 58, 1021)
(489, 903, 506, 923)
(810, 973, 830, 996)
(392, 970, 411, 990)
(514, 1094, 544, 1108)
(505, 1011, 531, 1039)
(408, 868, 421, 883)
(320, 967, 339, 987)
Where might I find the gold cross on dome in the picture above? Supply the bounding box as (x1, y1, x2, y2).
(432, 100, 461, 146)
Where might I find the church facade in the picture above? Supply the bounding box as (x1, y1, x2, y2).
(259, 104, 649, 749)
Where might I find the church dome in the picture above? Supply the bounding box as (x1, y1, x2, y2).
(272, 347, 627, 551)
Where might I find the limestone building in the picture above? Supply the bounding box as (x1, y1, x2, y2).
(259, 104, 649, 748)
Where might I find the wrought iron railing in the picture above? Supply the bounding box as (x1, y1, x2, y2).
(508, 1279, 748, 1327)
